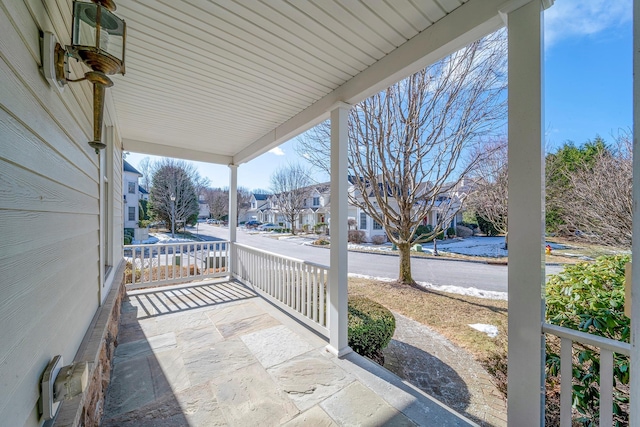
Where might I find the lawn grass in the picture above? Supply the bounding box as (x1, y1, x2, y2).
(546, 236, 630, 260)
(348, 276, 508, 362)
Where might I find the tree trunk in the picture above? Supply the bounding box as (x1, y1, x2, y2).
(397, 242, 414, 284)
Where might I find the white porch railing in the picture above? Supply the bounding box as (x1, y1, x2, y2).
(542, 323, 631, 426)
(232, 243, 329, 337)
(124, 241, 229, 290)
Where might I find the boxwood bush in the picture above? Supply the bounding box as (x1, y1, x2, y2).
(348, 295, 395, 363)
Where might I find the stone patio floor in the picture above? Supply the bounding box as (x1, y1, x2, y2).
(102, 279, 480, 426)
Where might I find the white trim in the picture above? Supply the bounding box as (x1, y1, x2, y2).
(229, 165, 238, 274)
(506, 2, 546, 425)
(123, 138, 232, 165)
(328, 104, 351, 357)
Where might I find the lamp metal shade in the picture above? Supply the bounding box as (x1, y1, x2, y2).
(71, 1, 126, 75)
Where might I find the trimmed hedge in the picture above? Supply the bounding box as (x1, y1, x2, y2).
(348, 295, 396, 362)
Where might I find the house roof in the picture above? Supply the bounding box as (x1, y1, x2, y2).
(253, 193, 270, 201)
(110, 0, 525, 166)
(123, 160, 142, 176)
(138, 185, 149, 195)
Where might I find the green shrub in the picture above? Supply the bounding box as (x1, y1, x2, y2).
(545, 255, 630, 425)
(476, 215, 500, 236)
(348, 295, 396, 362)
(124, 235, 132, 245)
(412, 224, 433, 242)
(124, 228, 135, 238)
(446, 226, 456, 237)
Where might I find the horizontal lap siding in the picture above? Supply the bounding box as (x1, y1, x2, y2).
(0, 1, 108, 425)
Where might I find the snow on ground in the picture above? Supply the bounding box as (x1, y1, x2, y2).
(348, 236, 509, 257)
(432, 237, 508, 257)
(147, 233, 194, 244)
(348, 236, 575, 258)
(468, 324, 500, 338)
(348, 273, 509, 300)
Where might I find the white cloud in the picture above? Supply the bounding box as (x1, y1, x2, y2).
(269, 147, 285, 156)
(545, 0, 631, 47)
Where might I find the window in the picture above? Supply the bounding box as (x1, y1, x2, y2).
(313, 197, 320, 206)
(128, 206, 136, 221)
(359, 212, 367, 230)
(128, 181, 135, 194)
(373, 220, 383, 230)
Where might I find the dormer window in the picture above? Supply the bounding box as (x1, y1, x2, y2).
(313, 197, 320, 206)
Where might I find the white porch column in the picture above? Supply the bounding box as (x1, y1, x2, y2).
(328, 103, 352, 357)
(229, 164, 238, 275)
(631, 0, 640, 422)
(505, 1, 546, 425)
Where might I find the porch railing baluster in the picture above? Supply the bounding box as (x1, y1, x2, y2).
(543, 323, 629, 426)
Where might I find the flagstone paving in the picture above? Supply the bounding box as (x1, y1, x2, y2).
(102, 280, 484, 426)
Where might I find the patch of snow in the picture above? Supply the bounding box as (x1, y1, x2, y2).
(433, 237, 508, 257)
(348, 273, 508, 300)
(150, 233, 196, 244)
(348, 243, 394, 252)
(132, 236, 159, 245)
(469, 324, 499, 338)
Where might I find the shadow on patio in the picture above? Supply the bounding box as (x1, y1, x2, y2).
(102, 279, 479, 426)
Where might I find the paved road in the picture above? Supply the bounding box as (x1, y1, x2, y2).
(193, 224, 563, 294)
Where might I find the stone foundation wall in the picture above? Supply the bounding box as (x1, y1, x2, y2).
(55, 263, 126, 427)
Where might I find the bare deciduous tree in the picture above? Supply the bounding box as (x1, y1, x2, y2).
(465, 138, 508, 246)
(137, 157, 154, 192)
(560, 134, 632, 247)
(202, 187, 228, 220)
(237, 187, 253, 222)
(298, 31, 507, 284)
(270, 163, 313, 235)
(149, 159, 200, 234)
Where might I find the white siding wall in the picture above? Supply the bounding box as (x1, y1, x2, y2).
(0, 1, 123, 425)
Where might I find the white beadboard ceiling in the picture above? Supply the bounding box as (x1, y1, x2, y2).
(109, 0, 510, 165)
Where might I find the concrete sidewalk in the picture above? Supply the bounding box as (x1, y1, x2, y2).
(384, 313, 506, 426)
(102, 280, 479, 426)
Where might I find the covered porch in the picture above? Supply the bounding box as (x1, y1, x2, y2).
(112, 0, 637, 424)
(3, 0, 638, 425)
(102, 278, 475, 426)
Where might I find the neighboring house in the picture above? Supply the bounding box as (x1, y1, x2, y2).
(256, 179, 463, 239)
(255, 184, 342, 231)
(198, 194, 210, 219)
(243, 193, 269, 222)
(138, 185, 149, 201)
(299, 184, 331, 230)
(123, 160, 142, 229)
(349, 177, 466, 242)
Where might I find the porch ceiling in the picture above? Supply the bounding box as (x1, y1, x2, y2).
(114, 0, 506, 165)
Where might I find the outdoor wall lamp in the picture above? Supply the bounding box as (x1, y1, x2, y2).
(42, 0, 126, 153)
(40, 355, 90, 420)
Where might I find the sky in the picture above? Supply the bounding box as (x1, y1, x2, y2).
(125, 0, 632, 192)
